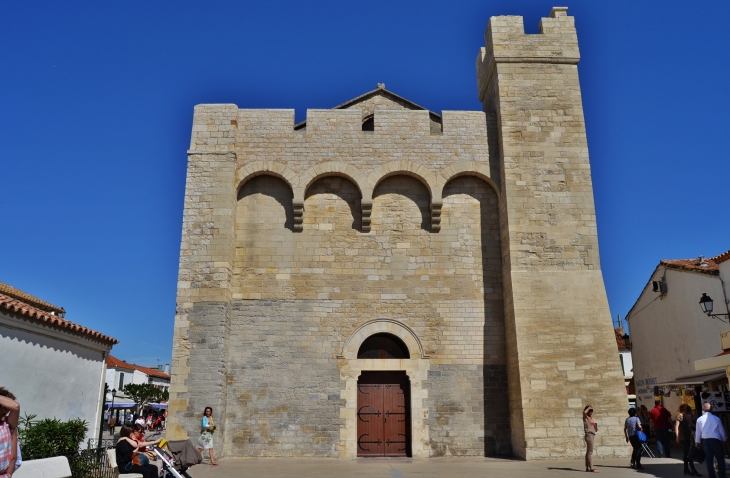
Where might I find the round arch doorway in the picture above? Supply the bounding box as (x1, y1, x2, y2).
(356, 334, 412, 457)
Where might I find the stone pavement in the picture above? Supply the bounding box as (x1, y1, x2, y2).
(184, 456, 712, 478)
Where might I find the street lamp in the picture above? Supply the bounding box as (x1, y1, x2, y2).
(699, 293, 730, 322)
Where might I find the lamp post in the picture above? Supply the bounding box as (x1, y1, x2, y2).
(699, 293, 730, 322)
(109, 388, 117, 436)
(97, 383, 109, 447)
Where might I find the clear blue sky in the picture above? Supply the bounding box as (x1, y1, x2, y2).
(2, 1, 728, 366)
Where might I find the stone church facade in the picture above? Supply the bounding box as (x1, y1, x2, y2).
(168, 7, 629, 460)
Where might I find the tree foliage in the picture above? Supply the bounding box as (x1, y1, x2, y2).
(122, 383, 168, 412)
(18, 413, 88, 460)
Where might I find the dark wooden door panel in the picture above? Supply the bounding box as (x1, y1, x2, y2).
(384, 383, 409, 456)
(357, 384, 383, 456)
(356, 372, 410, 457)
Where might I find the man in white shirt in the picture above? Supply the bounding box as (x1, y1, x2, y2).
(696, 403, 728, 478)
(134, 415, 146, 427)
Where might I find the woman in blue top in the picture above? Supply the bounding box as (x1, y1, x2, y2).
(624, 408, 644, 470)
(197, 407, 217, 465)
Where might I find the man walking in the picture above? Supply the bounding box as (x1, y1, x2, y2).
(651, 399, 673, 457)
(696, 402, 728, 478)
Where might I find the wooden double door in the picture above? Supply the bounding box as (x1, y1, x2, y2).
(356, 371, 411, 457)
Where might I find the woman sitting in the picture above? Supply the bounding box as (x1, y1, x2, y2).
(131, 424, 163, 476)
(115, 425, 160, 478)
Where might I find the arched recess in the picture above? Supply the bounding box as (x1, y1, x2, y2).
(235, 161, 299, 230)
(235, 161, 298, 195)
(295, 161, 366, 204)
(364, 161, 442, 203)
(364, 161, 446, 232)
(338, 319, 427, 360)
(236, 174, 295, 233)
(437, 161, 500, 201)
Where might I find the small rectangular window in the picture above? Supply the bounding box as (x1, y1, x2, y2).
(118, 372, 125, 390)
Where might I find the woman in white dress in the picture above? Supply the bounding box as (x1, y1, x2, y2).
(197, 407, 217, 465)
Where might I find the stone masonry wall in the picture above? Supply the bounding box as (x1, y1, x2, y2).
(214, 173, 504, 456)
(169, 6, 628, 461)
(476, 8, 629, 459)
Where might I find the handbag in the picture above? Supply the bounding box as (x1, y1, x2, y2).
(125, 451, 150, 468)
(689, 445, 705, 463)
(636, 430, 648, 443)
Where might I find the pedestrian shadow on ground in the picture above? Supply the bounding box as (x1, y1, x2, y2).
(570, 462, 710, 477)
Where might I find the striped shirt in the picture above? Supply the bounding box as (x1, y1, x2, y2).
(0, 420, 14, 476)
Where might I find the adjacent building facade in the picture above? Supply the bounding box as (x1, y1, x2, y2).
(627, 252, 730, 413)
(168, 7, 628, 460)
(0, 282, 117, 441)
(105, 355, 171, 393)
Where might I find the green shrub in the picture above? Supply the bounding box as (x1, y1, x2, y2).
(18, 413, 88, 459)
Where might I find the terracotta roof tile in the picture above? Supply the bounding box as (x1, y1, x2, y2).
(614, 328, 629, 351)
(0, 282, 65, 315)
(712, 250, 730, 265)
(0, 292, 118, 345)
(107, 355, 170, 380)
(660, 257, 719, 275)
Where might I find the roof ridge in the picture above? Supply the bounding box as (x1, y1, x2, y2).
(660, 257, 719, 275)
(107, 355, 170, 379)
(0, 291, 117, 345)
(0, 281, 65, 314)
(293, 86, 441, 130)
(711, 249, 730, 264)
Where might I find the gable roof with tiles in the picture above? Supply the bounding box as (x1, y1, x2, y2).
(713, 250, 730, 265)
(659, 257, 719, 276)
(626, 251, 727, 321)
(0, 282, 66, 315)
(0, 281, 117, 346)
(107, 355, 170, 380)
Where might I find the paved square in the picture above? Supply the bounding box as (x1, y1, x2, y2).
(186, 457, 698, 478)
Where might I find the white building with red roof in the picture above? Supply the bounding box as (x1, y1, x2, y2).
(0, 281, 118, 441)
(626, 251, 730, 412)
(105, 355, 170, 393)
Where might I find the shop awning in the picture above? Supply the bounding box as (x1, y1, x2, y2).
(148, 403, 168, 410)
(106, 400, 136, 409)
(656, 369, 727, 386)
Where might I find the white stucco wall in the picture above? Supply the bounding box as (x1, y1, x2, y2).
(619, 350, 633, 378)
(149, 376, 170, 390)
(719, 260, 730, 317)
(0, 313, 111, 442)
(628, 266, 725, 410)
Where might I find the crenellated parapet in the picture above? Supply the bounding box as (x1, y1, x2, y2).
(476, 7, 579, 104)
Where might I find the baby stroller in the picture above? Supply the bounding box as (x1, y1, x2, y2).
(151, 438, 202, 478)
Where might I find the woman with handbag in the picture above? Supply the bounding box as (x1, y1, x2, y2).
(675, 404, 702, 476)
(624, 408, 645, 470)
(196, 406, 218, 465)
(583, 405, 599, 473)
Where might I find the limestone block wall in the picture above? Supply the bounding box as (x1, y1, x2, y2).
(476, 7, 629, 459)
(169, 6, 628, 461)
(170, 98, 509, 457)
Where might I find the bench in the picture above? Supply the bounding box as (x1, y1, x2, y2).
(13, 456, 72, 478)
(106, 448, 144, 478)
